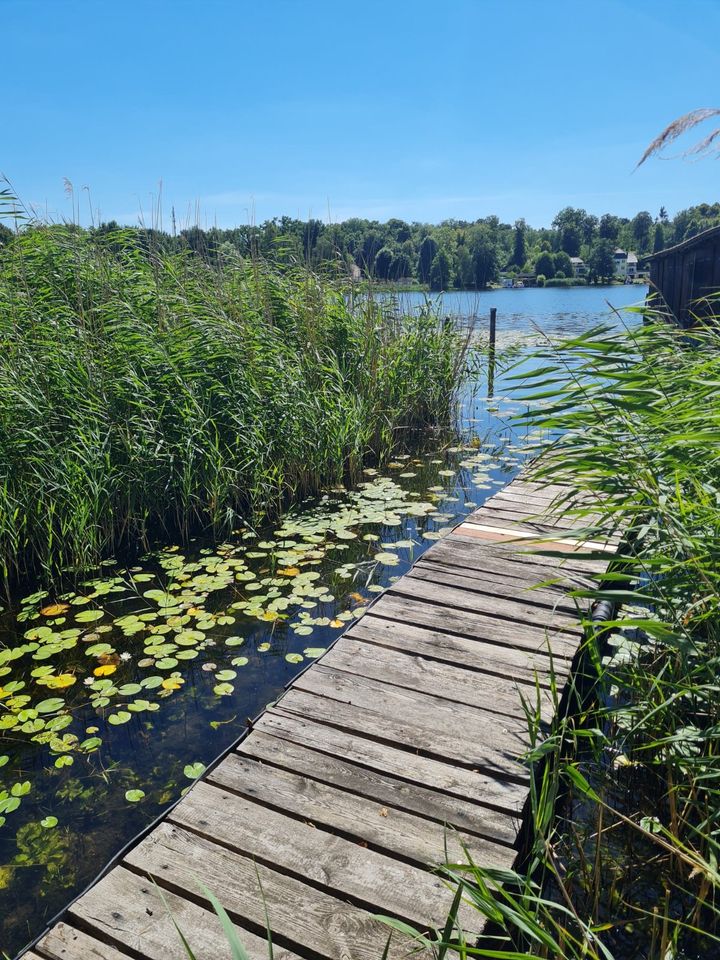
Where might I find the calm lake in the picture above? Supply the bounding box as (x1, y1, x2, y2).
(0, 284, 647, 957)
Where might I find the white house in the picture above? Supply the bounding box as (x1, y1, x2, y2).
(570, 256, 587, 277)
(613, 249, 628, 279)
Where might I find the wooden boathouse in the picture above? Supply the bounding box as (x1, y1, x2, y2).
(645, 225, 720, 326)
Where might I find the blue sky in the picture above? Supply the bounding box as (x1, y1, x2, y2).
(3, 0, 718, 228)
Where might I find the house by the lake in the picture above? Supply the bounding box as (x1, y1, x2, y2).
(570, 256, 587, 278)
(644, 225, 720, 327)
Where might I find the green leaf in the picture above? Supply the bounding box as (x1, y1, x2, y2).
(125, 789, 146, 803)
(183, 762, 206, 780)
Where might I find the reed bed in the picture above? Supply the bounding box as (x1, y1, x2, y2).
(0, 225, 472, 595)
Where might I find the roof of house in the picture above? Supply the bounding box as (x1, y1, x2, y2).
(614, 248, 627, 257)
(570, 257, 584, 264)
(626, 252, 638, 264)
(643, 224, 720, 262)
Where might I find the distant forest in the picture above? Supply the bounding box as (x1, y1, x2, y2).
(1, 202, 718, 290)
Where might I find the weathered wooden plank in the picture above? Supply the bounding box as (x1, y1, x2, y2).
(346, 615, 569, 686)
(123, 822, 423, 960)
(475, 502, 601, 531)
(417, 550, 597, 592)
(463, 510, 621, 546)
(295, 664, 534, 736)
(168, 779, 484, 934)
(433, 532, 609, 574)
(252, 712, 527, 821)
(35, 922, 137, 960)
(208, 751, 515, 867)
(409, 562, 583, 614)
(277, 685, 531, 783)
(370, 593, 580, 660)
(388, 576, 583, 635)
(64, 866, 300, 960)
(321, 636, 556, 721)
(242, 726, 523, 837)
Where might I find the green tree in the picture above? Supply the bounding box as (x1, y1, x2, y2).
(429, 249, 452, 291)
(471, 236, 498, 289)
(373, 246, 394, 280)
(554, 251, 574, 278)
(653, 223, 665, 253)
(510, 219, 527, 267)
(418, 236, 438, 284)
(588, 239, 615, 282)
(631, 211, 653, 254)
(535, 251, 555, 279)
(598, 214, 621, 242)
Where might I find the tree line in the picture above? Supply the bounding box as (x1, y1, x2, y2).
(2, 202, 718, 290)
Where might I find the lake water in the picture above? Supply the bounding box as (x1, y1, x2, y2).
(388, 283, 647, 341)
(0, 284, 647, 957)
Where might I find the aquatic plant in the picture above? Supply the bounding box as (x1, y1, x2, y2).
(0, 222, 473, 595)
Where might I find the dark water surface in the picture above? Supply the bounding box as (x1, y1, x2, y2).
(0, 286, 646, 957)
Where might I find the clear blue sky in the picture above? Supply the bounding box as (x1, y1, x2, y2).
(3, 0, 718, 229)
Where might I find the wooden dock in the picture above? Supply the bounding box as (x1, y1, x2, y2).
(24, 475, 616, 960)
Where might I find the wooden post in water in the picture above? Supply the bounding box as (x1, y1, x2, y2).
(488, 307, 497, 398)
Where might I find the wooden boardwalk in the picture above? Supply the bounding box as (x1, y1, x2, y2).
(25, 475, 617, 960)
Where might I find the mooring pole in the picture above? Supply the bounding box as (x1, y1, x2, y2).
(488, 307, 497, 398)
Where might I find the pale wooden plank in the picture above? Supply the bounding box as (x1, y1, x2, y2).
(209, 750, 516, 868)
(346, 615, 569, 687)
(409, 563, 584, 614)
(295, 664, 534, 737)
(169, 779, 485, 935)
(252, 712, 527, 821)
(241, 726, 523, 836)
(123, 822, 424, 960)
(420, 538, 601, 585)
(34, 923, 135, 960)
(321, 636, 556, 722)
(464, 509, 622, 545)
(475, 503, 602, 531)
(276, 685, 531, 783)
(432, 532, 610, 575)
(65, 866, 299, 960)
(388, 577, 583, 635)
(370, 593, 580, 660)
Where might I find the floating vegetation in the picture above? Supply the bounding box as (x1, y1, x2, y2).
(0, 381, 538, 954)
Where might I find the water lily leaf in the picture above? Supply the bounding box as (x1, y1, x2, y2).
(293, 625, 314, 636)
(422, 531, 443, 540)
(230, 656, 248, 667)
(156, 657, 179, 670)
(0, 756, 8, 768)
(183, 762, 206, 779)
(374, 552, 400, 565)
(141, 676, 164, 689)
(303, 647, 326, 658)
(175, 650, 199, 660)
(54, 755, 73, 768)
(75, 610, 105, 623)
(40, 816, 58, 828)
(214, 669, 237, 682)
(46, 674, 77, 689)
(285, 653, 304, 664)
(125, 789, 145, 803)
(213, 682, 234, 696)
(117, 683, 142, 696)
(108, 711, 131, 725)
(225, 636, 245, 647)
(35, 698, 65, 714)
(161, 677, 184, 691)
(40, 603, 70, 617)
(93, 664, 117, 677)
(0, 796, 20, 814)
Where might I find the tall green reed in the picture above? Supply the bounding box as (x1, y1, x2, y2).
(0, 224, 473, 597)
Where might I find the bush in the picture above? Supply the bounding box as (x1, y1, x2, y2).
(536, 273, 546, 287)
(544, 276, 587, 287)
